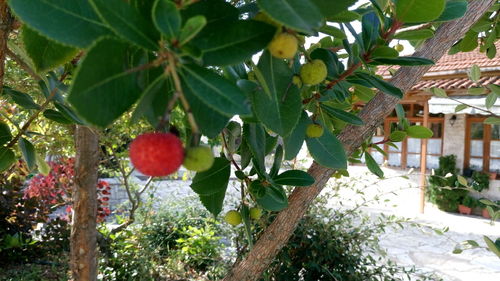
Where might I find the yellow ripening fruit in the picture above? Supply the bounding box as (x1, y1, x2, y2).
(292, 75, 302, 88)
(224, 210, 242, 226)
(268, 33, 298, 59)
(306, 124, 324, 138)
(254, 12, 281, 28)
(249, 207, 262, 220)
(183, 146, 214, 172)
(394, 43, 404, 52)
(300, 59, 327, 85)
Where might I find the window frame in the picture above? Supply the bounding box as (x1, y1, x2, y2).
(464, 116, 500, 173)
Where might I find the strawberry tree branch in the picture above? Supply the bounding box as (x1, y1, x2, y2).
(223, 1, 496, 280)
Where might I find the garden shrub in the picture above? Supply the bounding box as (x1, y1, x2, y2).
(266, 199, 440, 281)
(470, 171, 489, 193)
(428, 155, 468, 212)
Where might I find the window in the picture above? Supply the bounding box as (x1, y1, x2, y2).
(465, 117, 500, 173)
(383, 118, 444, 169)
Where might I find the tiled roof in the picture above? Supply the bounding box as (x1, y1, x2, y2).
(411, 75, 500, 91)
(377, 43, 500, 90)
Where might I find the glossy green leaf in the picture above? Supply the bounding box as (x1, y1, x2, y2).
(131, 76, 170, 127)
(457, 175, 468, 186)
(90, 0, 159, 50)
(283, 112, 308, 160)
(468, 87, 485, 96)
(256, 185, 288, 211)
(372, 57, 435, 66)
(19, 138, 36, 170)
(311, 0, 357, 17)
(9, 0, 111, 48)
(181, 0, 238, 25)
(182, 83, 229, 138)
(435, 0, 468, 22)
(484, 236, 500, 258)
(406, 125, 433, 139)
(365, 152, 384, 178)
(484, 117, 500, 125)
(269, 145, 283, 178)
(353, 72, 403, 98)
(455, 104, 468, 112)
(243, 123, 266, 172)
(319, 25, 347, 39)
(36, 154, 51, 175)
(152, 0, 181, 39)
(43, 109, 73, 124)
(459, 31, 479, 52)
(191, 20, 275, 66)
(389, 131, 407, 142)
(179, 15, 207, 46)
(257, 0, 323, 34)
(361, 12, 380, 49)
(0, 148, 15, 172)
(371, 46, 399, 58)
(320, 105, 363, 126)
(0, 121, 12, 146)
(306, 127, 347, 169)
(199, 190, 226, 217)
(488, 84, 500, 96)
(327, 10, 360, 22)
(22, 26, 78, 73)
(485, 93, 498, 109)
(273, 170, 315, 186)
(468, 65, 481, 82)
(180, 64, 250, 116)
(54, 102, 84, 125)
(68, 38, 142, 127)
(431, 87, 448, 98)
(252, 51, 302, 136)
(2, 87, 40, 110)
(190, 157, 231, 196)
(395, 0, 446, 23)
(394, 29, 434, 40)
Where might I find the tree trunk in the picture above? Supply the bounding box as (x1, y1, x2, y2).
(0, 0, 13, 90)
(222, 1, 495, 280)
(70, 126, 100, 281)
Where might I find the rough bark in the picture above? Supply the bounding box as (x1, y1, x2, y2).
(223, 1, 496, 280)
(70, 126, 100, 281)
(0, 0, 13, 90)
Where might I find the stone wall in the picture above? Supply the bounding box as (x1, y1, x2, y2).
(442, 113, 466, 171)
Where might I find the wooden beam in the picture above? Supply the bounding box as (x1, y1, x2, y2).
(419, 99, 430, 213)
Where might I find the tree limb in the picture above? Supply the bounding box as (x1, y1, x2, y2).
(222, 1, 496, 280)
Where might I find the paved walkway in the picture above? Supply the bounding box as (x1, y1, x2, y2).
(332, 166, 500, 281)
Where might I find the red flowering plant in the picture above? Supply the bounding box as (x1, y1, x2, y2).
(24, 158, 111, 223)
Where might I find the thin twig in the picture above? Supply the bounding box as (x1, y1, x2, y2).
(449, 97, 500, 117)
(166, 53, 200, 139)
(6, 48, 41, 81)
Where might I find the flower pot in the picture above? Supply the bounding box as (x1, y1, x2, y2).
(458, 204, 472, 215)
(490, 172, 497, 180)
(482, 208, 491, 219)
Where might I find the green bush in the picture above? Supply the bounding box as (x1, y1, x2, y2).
(471, 171, 489, 192)
(428, 155, 468, 212)
(462, 196, 478, 208)
(266, 199, 440, 281)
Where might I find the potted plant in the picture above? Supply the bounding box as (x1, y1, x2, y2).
(458, 196, 477, 215)
(478, 199, 492, 219)
(471, 171, 490, 193)
(428, 155, 468, 212)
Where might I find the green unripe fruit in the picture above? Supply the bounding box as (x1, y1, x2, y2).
(183, 146, 214, 172)
(292, 75, 302, 88)
(306, 124, 324, 138)
(249, 207, 262, 220)
(394, 43, 404, 52)
(300, 59, 327, 85)
(268, 33, 298, 59)
(224, 210, 242, 226)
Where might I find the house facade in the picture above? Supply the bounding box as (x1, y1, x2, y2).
(372, 46, 500, 179)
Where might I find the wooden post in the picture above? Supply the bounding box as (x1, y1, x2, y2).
(419, 100, 429, 214)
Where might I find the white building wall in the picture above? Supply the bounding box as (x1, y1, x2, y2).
(442, 113, 466, 172)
